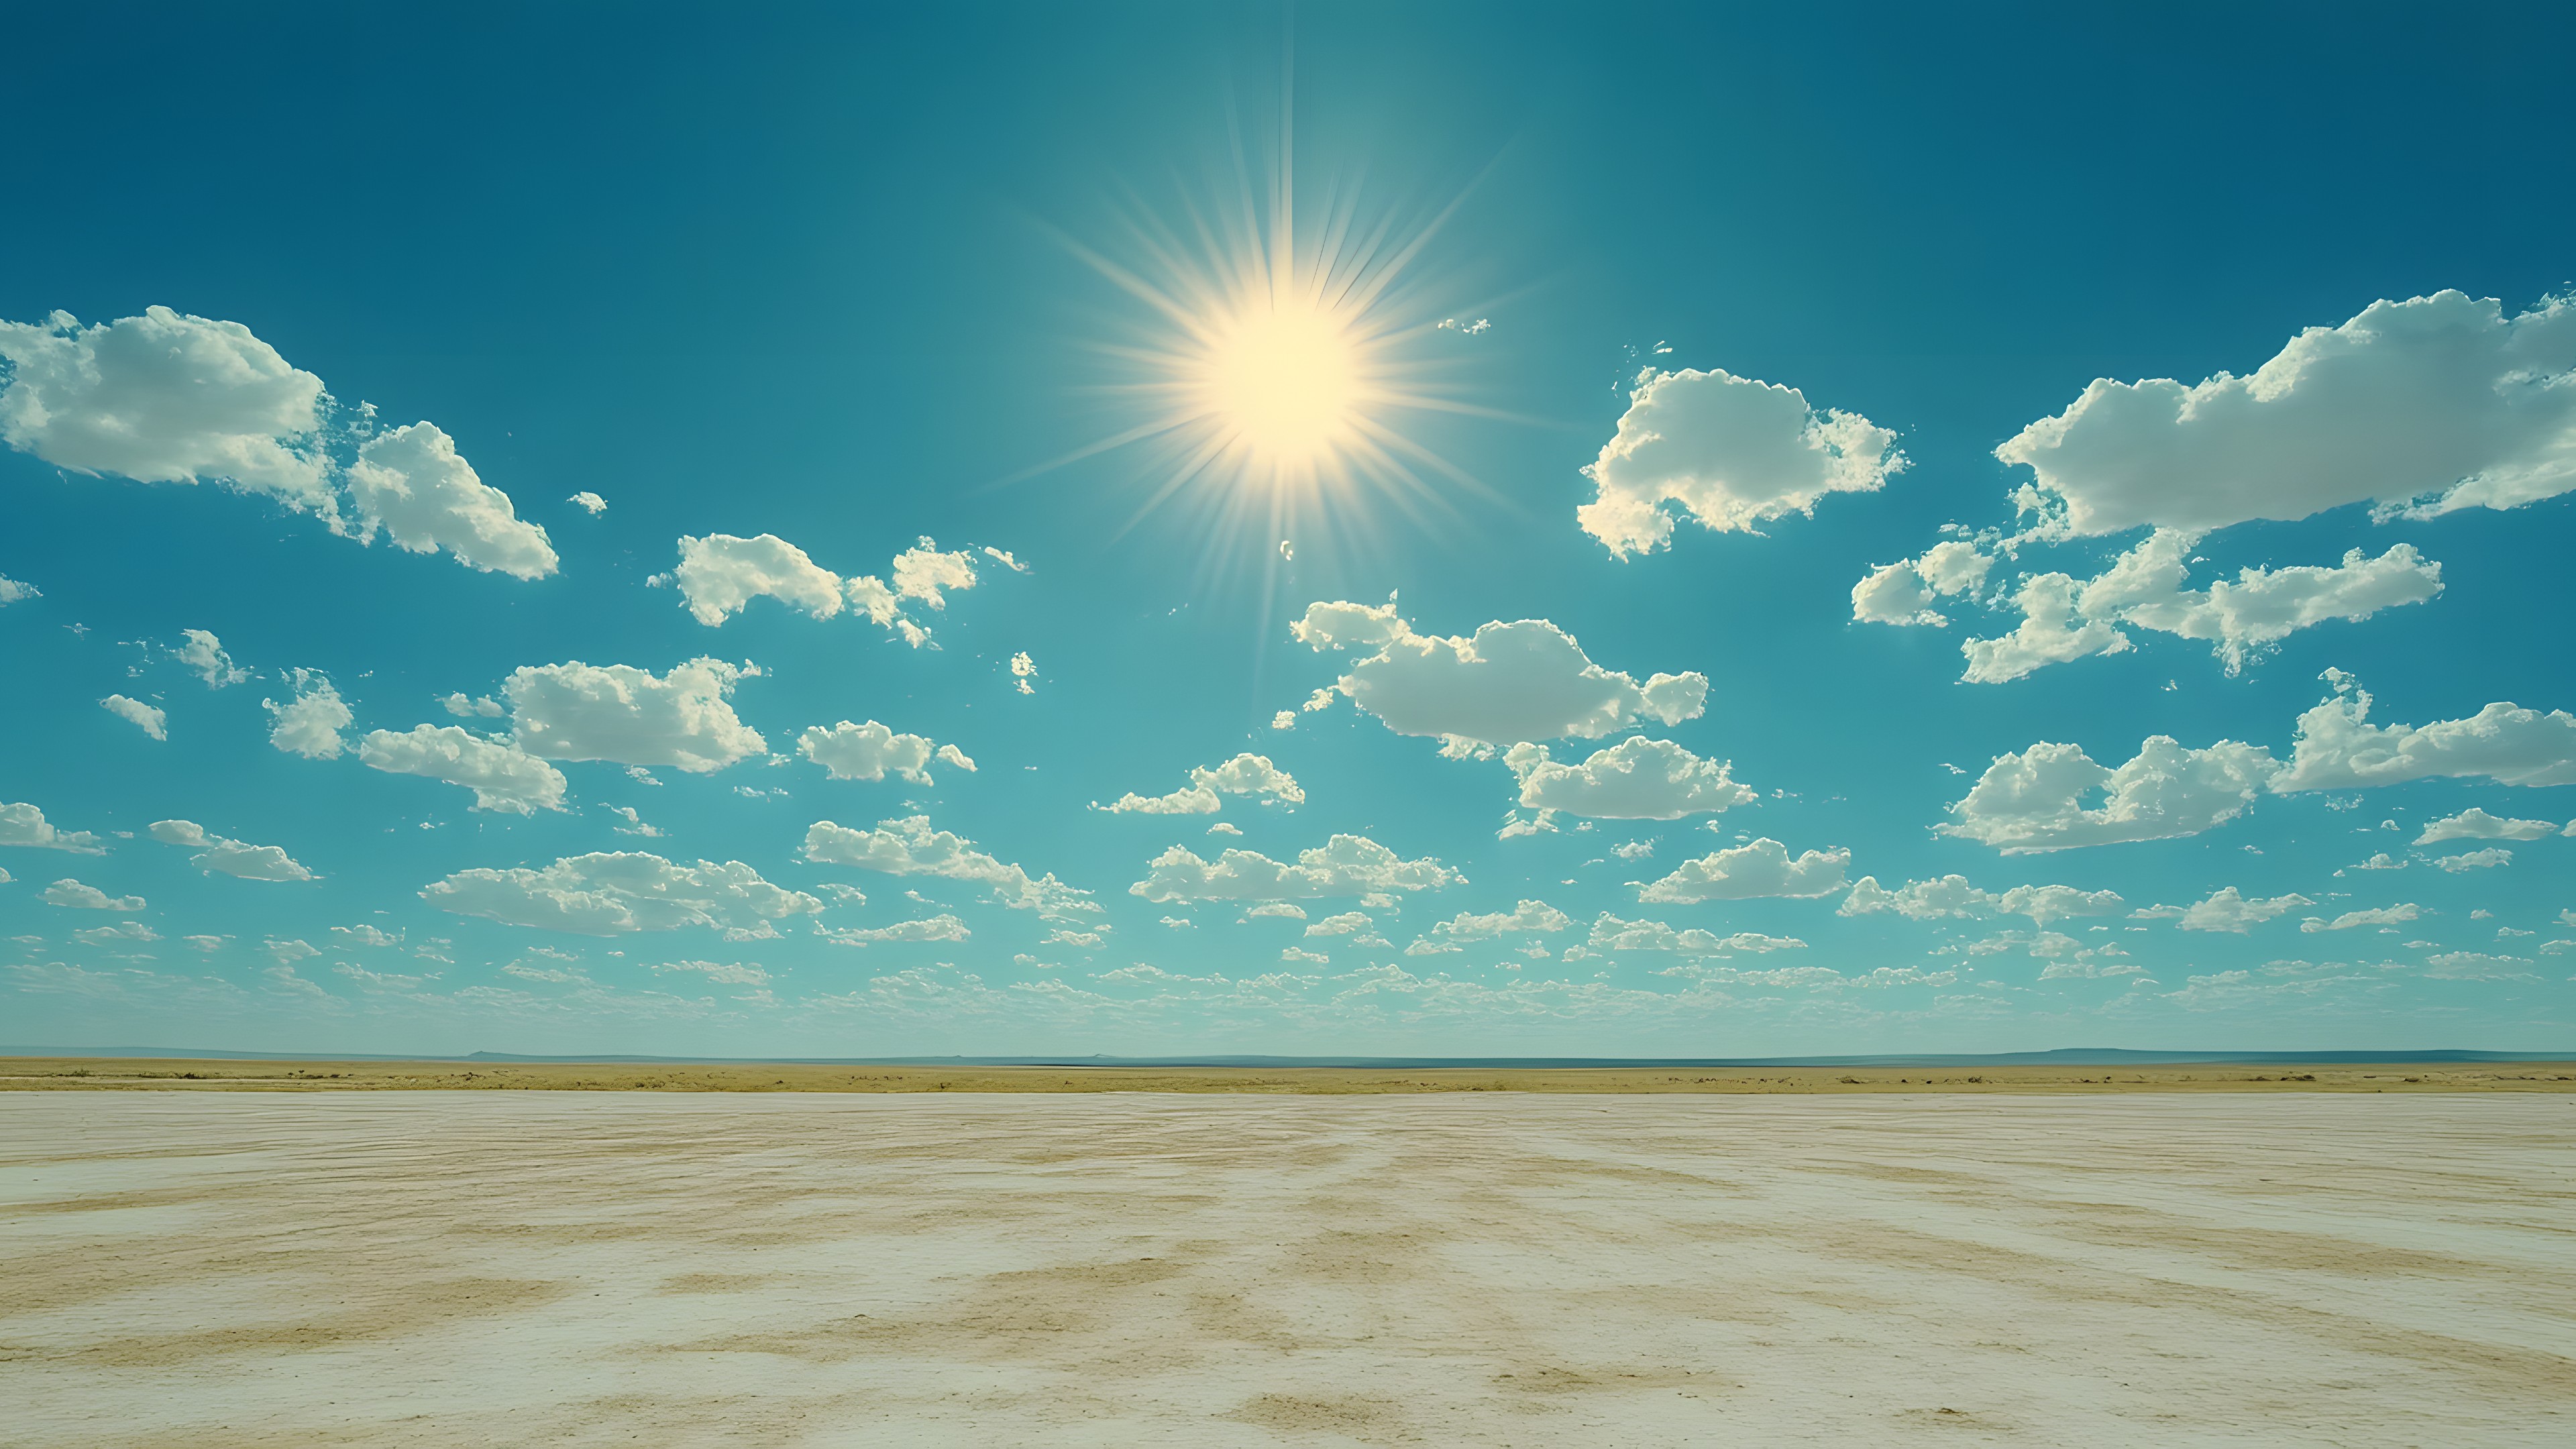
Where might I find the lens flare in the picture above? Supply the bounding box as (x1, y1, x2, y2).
(1032, 120, 1501, 576)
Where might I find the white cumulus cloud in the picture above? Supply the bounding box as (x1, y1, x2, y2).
(2415, 808, 2560, 845)
(1851, 541, 1994, 626)
(1099, 753, 1303, 814)
(2301, 903, 2419, 932)
(1129, 835, 1463, 903)
(0, 575, 37, 605)
(423, 851, 822, 936)
(1943, 735, 2278, 852)
(2272, 673, 2576, 792)
(1839, 875, 2126, 926)
(146, 819, 315, 881)
(345, 422, 557, 580)
(263, 670, 352, 759)
(1962, 531, 2445, 683)
(2431, 847, 2512, 873)
(100, 694, 166, 741)
(803, 816, 1093, 915)
(1429, 899, 1572, 941)
(1504, 737, 1756, 820)
(175, 629, 248, 687)
(1, 801, 103, 853)
(1293, 600, 1707, 753)
(1637, 838, 1849, 903)
(0, 306, 332, 513)
(1997, 291, 2576, 535)
(506, 657, 765, 773)
(820, 914, 972, 946)
(675, 533, 846, 625)
(358, 725, 568, 814)
(2161, 886, 2314, 933)
(44, 879, 146, 911)
(798, 720, 973, 786)
(1579, 366, 1906, 556)
(1588, 913, 1809, 955)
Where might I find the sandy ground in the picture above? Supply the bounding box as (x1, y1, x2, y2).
(3, 1093, 2571, 1447)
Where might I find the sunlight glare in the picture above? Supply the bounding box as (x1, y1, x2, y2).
(1203, 299, 1359, 465)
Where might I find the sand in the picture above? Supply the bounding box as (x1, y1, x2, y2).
(3, 1091, 2571, 1446)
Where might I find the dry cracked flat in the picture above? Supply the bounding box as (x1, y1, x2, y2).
(3, 1091, 2571, 1446)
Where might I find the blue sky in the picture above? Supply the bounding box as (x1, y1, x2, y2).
(5, 3, 2573, 1056)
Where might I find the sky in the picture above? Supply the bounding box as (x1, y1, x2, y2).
(4, 3, 2573, 1057)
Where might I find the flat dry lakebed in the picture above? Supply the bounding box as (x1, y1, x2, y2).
(5, 1092, 2571, 1446)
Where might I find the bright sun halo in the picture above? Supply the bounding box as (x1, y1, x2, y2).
(1045, 125, 1493, 564)
(1203, 299, 1360, 464)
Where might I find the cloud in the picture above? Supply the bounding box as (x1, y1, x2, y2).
(2301, 903, 2419, 932)
(1585, 912, 1807, 956)
(1129, 834, 1464, 903)
(0, 309, 549, 577)
(345, 422, 557, 579)
(849, 538, 983, 647)
(1579, 366, 1906, 556)
(1839, 875, 2126, 926)
(0, 306, 332, 512)
(1429, 900, 1572, 941)
(1503, 737, 1756, 820)
(803, 816, 1093, 914)
(1996, 291, 2576, 535)
(568, 491, 607, 515)
(1638, 838, 1848, 902)
(146, 819, 315, 881)
(2422, 951, 2535, 981)
(175, 629, 248, 687)
(74, 921, 160, 945)
(1246, 902, 1307, 920)
(820, 914, 972, 946)
(2159, 886, 2314, 932)
(2415, 808, 2561, 845)
(1, 802, 103, 853)
(651, 959, 769, 985)
(675, 533, 846, 625)
(442, 693, 506, 718)
(1958, 573, 2127, 684)
(1304, 911, 1375, 937)
(1293, 601, 1707, 751)
(100, 694, 166, 740)
(672, 534, 986, 646)
(44, 879, 145, 910)
(2431, 847, 2512, 873)
(604, 804, 662, 837)
(2273, 674, 2576, 792)
(506, 657, 765, 773)
(262, 670, 352, 759)
(0, 574, 37, 604)
(798, 720, 973, 786)
(1851, 541, 1994, 626)
(330, 924, 400, 947)
(1960, 532, 2445, 684)
(358, 725, 568, 814)
(1943, 735, 2277, 851)
(423, 851, 822, 936)
(1099, 752, 1304, 814)
(2096, 534, 2443, 676)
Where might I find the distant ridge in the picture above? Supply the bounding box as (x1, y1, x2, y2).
(9, 1046, 2571, 1067)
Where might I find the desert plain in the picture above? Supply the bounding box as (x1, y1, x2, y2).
(3, 1067, 2573, 1446)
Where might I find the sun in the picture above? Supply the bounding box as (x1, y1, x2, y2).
(1201, 297, 1361, 466)
(1034, 123, 1499, 568)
